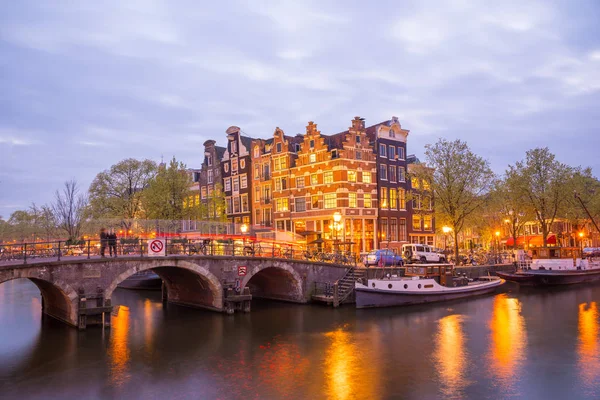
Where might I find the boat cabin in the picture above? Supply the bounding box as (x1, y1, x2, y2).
(527, 247, 582, 270)
(404, 264, 458, 286)
(530, 247, 581, 260)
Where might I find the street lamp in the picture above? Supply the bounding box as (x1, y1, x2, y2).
(241, 223, 248, 249)
(333, 212, 342, 253)
(579, 231, 584, 251)
(495, 231, 501, 263)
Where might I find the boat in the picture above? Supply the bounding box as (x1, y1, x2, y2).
(117, 270, 162, 290)
(355, 264, 504, 308)
(496, 247, 600, 286)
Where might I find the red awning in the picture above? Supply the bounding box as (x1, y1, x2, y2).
(505, 234, 556, 247)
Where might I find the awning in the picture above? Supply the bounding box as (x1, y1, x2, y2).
(505, 234, 556, 247)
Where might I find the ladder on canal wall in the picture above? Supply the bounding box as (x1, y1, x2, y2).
(312, 267, 365, 307)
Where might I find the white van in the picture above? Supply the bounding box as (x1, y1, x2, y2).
(401, 244, 446, 264)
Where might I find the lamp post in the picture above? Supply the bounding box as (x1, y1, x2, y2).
(442, 226, 452, 253)
(241, 223, 248, 251)
(579, 231, 584, 251)
(495, 231, 500, 263)
(333, 212, 342, 254)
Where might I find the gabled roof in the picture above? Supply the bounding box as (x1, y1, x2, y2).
(215, 146, 226, 160)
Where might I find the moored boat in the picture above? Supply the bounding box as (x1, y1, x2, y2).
(355, 264, 504, 309)
(118, 270, 162, 290)
(496, 247, 600, 286)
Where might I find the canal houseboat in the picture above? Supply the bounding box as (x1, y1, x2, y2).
(355, 264, 504, 308)
(496, 247, 600, 286)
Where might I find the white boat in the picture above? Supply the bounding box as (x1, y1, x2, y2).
(355, 264, 504, 308)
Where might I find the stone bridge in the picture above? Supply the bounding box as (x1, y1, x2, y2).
(0, 256, 350, 329)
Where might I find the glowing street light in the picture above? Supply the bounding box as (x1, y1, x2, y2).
(442, 226, 452, 252)
(333, 212, 342, 252)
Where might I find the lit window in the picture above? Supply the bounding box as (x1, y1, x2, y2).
(232, 158, 238, 174)
(364, 193, 372, 208)
(310, 174, 318, 186)
(241, 194, 249, 212)
(380, 188, 388, 209)
(201, 186, 207, 199)
(254, 146, 260, 158)
(324, 193, 336, 209)
(296, 176, 305, 188)
(413, 215, 422, 230)
(309, 153, 316, 163)
(348, 171, 356, 182)
(349, 193, 357, 208)
(399, 189, 406, 209)
(390, 188, 397, 210)
(324, 171, 334, 184)
(424, 215, 432, 230)
(411, 177, 420, 189)
(312, 195, 320, 209)
(254, 165, 260, 180)
(277, 198, 289, 212)
(362, 172, 371, 183)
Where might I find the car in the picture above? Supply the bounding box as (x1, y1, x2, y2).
(401, 244, 446, 264)
(364, 249, 404, 267)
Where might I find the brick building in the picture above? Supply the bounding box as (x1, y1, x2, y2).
(222, 126, 253, 232)
(251, 136, 274, 230)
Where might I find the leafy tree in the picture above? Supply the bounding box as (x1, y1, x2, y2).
(88, 158, 157, 229)
(30, 203, 58, 242)
(411, 138, 495, 262)
(507, 147, 573, 247)
(52, 179, 88, 240)
(8, 210, 34, 242)
(204, 183, 228, 222)
(142, 157, 192, 221)
(567, 168, 600, 240)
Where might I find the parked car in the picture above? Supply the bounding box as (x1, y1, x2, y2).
(401, 244, 446, 264)
(364, 249, 404, 267)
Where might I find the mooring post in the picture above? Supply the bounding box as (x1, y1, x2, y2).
(161, 281, 168, 303)
(333, 282, 339, 308)
(78, 296, 87, 330)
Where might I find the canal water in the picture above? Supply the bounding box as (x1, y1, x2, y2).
(1, 279, 600, 400)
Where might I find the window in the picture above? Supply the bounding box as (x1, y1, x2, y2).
(389, 166, 397, 183)
(364, 193, 372, 208)
(201, 186, 207, 199)
(399, 189, 406, 209)
(311, 174, 318, 186)
(274, 157, 287, 171)
(348, 171, 356, 182)
(263, 186, 271, 202)
(276, 142, 282, 153)
(233, 177, 239, 192)
(390, 188, 397, 210)
(389, 129, 395, 138)
(398, 167, 406, 182)
(413, 215, 422, 230)
(232, 158, 238, 174)
(207, 169, 213, 184)
(224, 178, 231, 192)
(388, 146, 395, 159)
(254, 165, 260, 180)
(296, 176, 305, 188)
(310, 139, 315, 148)
(379, 144, 386, 157)
(356, 150, 362, 160)
(390, 219, 398, 241)
(255, 186, 260, 202)
(413, 194, 421, 209)
(281, 177, 288, 190)
(207, 185, 213, 197)
(276, 198, 289, 212)
(295, 197, 306, 212)
(324, 193, 336, 209)
(423, 195, 432, 210)
(399, 219, 407, 241)
(379, 164, 387, 180)
(312, 195, 320, 209)
(240, 174, 247, 189)
(324, 171, 333, 184)
(233, 196, 241, 213)
(224, 163, 229, 173)
(380, 219, 388, 241)
(309, 153, 316, 163)
(295, 143, 301, 152)
(349, 193, 357, 208)
(241, 194, 249, 213)
(331, 149, 339, 159)
(362, 172, 371, 183)
(356, 135, 361, 144)
(240, 159, 245, 169)
(254, 146, 260, 158)
(275, 178, 281, 191)
(423, 179, 431, 191)
(207, 155, 213, 166)
(231, 141, 237, 154)
(226, 198, 232, 214)
(424, 215, 432, 231)
(380, 188, 388, 209)
(411, 177, 420, 189)
(263, 164, 270, 180)
(398, 147, 405, 160)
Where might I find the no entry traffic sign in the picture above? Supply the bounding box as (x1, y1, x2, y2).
(148, 239, 166, 257)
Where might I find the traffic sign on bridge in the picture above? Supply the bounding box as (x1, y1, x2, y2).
(148, 239, 166, 257)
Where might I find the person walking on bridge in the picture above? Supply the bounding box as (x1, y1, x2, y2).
(100, 228, 108, 258)
(108, 229, 118, 258)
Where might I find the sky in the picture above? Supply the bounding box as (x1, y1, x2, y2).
(1, 0, 599, 218)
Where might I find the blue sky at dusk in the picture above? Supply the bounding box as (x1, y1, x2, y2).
(1, 0, 599, 217)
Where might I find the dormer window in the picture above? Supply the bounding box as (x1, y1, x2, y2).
(331, 149, 339, 159)
(295, 143, 301, 152)
(389, 129, 395, 138)
(254, 146, 260, 158)
(276, 143, 282, 153)
(310, 139, 315, 149)
(207, 155, 213, 166)
(356, 135, 361, 144)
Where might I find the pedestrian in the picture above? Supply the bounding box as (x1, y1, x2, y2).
(100, 228, 108, 258)
(109, 229, 118, 258)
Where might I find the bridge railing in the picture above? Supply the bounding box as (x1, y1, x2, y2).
(0, 238, 360, 267)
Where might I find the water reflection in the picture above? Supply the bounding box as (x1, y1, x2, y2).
(578, 302, 600, 394)
(488, 294, 527, 391)
(108, 306, 131, 387)
(257, 339, 310, 398)
(435, 314, 468, 399)
(324, 327, 380, 400)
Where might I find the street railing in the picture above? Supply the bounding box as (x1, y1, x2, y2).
(0, 238, 359, 267)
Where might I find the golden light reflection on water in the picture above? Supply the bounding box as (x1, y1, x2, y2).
(323, 327, 380, 400)
(435, 314, 468, 399)
(488, 294, 527, 389)
(578, 302, 600, 393)
(257, 340, 310, 398)
(108, 306, 131, 387)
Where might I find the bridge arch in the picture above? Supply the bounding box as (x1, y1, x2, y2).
(105, 260, 223, 312)
(0, 275, 78, 327)
(241, 261, 305, 303)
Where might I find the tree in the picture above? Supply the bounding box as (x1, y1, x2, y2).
(8, 210, 34, 242)
(142, 157, 192, 221)
(411, 138, 495, 262)
(567, 168, 600, 242)
(88, 158, 157, 229)
(52, 179, 88, 240)
(489, 175, 533, 250)
(507, 148, 573, 247)
(30, 203, 58, 242)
